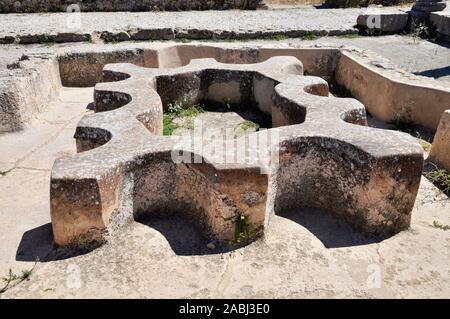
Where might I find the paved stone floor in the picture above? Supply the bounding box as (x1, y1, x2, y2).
(0, 7, 378, 42)
(308, 36, 450, 83)
(0, 85, 449, 298)
(0, 3, 448, 44)
(0, 87, 93, 273)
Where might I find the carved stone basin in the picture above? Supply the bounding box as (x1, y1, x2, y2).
(50, 56, 423, 248)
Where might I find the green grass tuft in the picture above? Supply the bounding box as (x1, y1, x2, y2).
(163, 103, 206, 135)
(163, 114, 178, 136)
(336, 33, 361, 39)
(0, 258, 39, 295)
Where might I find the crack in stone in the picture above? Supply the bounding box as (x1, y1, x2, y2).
(14, 166, 52, 172)
(214, 251, 244, 296)
(4, 110, 88, 174)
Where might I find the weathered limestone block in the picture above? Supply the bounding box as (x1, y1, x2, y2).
(335, 49, 450, 130)
(50, 56, 423, 248)
(58, 49, 156, 87)
(412, 0, 447, 13)
(431, 11, 450, 41)
(0, 55, 61, 133)
(410, 0, 447, 26)
(429, 110, 450, 172)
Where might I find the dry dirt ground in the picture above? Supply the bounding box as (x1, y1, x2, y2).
(0, 37, 450, 298)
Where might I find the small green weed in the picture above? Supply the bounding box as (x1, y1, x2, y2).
(424, 165, 450, 197)
(225, 213, 256, 244)
(271, 34, 288, 41)
(414, 131, 432, 152)
(43, 287, 55, 292)
(175, 38, 191, 43)
(163, 103, 206, 135)
(236, 120, 259, 132)
(432, 220, 450, 231)
(0, 258, 39, 294)
(410, 22, 430, 42)
(336, 33, 361, 39)
(163, 114, 179, 136)
(302, 32, 321, 41)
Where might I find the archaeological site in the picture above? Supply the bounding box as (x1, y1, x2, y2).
(0, 0, 449, 301)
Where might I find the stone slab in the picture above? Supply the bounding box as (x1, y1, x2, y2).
(357, 11, 409, 33)
(431, 10, 450, 39)
(0, 7, 387, 44)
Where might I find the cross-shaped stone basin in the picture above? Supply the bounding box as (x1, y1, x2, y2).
(50, 57, 423, 249)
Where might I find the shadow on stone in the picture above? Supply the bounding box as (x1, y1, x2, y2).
(367, 112, 435, 143)
(434, 38, 450, 49)
(86, 102, 95, 110)
(136, 214, 240, 256)
(414, 65, 450, 80)
(16, 223, 101, 262)
(15, 223, 54, 262)
(277, 209, 391, 248)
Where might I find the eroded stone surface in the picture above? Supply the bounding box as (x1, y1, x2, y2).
(429, 110, 450, 171)
(50, 56, 423, 248)
(0, 54, 61, 133)
(0, 8, 365, 44)
(3, 176, 450, 299)
(431, 10, 450, 41)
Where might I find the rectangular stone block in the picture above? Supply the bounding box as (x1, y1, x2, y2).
(430, 110, 450, 172)
(431, 11, 450, 41)
(357, 11, 409, 34)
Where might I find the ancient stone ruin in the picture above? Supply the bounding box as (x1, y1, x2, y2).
(1, 0, 450, 297)
(49, 55, 423, 248)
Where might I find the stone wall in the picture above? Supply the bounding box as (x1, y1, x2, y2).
(0, 0, 263, 12)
